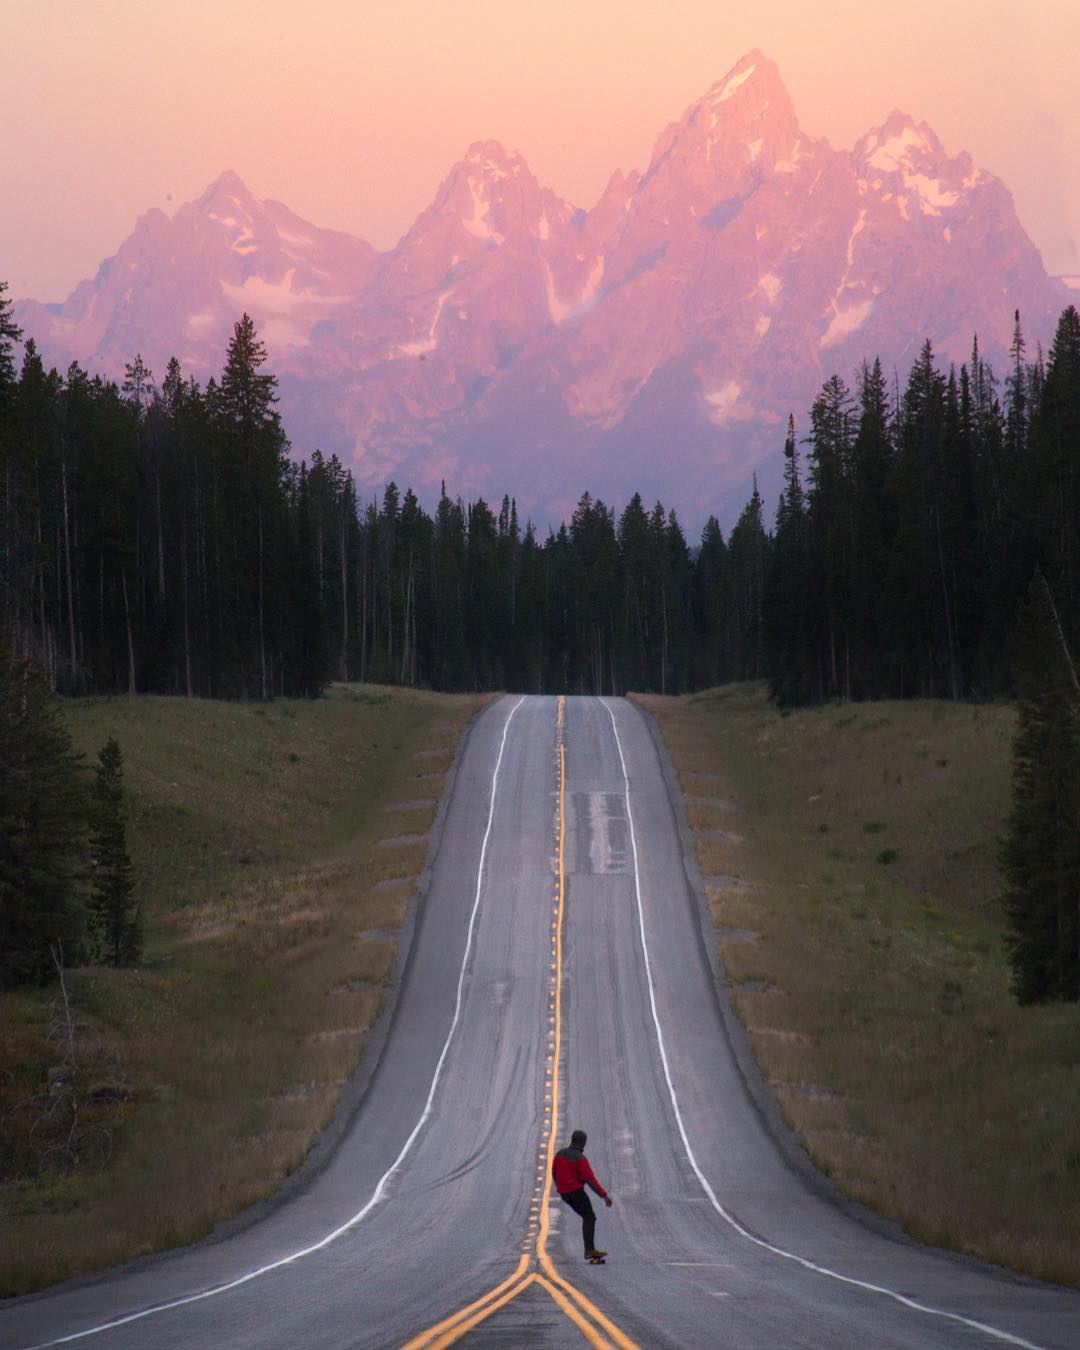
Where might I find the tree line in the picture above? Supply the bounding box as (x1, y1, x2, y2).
(755, 304, 1080, 1005)
(3, 281, 1076, 710)
(0, 283, 769, 699)
(3, 280, 1079, 1001)
(761, 308, 1080, 708)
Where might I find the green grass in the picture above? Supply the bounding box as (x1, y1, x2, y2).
(637, 684, 1080, 1288)
(0, 685, 489, 1296)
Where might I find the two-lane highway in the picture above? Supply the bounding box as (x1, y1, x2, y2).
(3, 696, 1080, 1348)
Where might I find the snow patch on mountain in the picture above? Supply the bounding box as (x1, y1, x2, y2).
(905, 174, 959, 214)
(463, 177, 504, 242)
(845, 210, 867, 267)
(705, 380, 742, 423)
(543, 256, 605, 324)
(758, 272, 782, 303)
(398, 290, 452, 356)
(865, 123, 930, 173)
(713, 63, 756, 105)
(221, 270, 304, 313)
(821, 299, 874, 348)
(219, 270, 353, 344)
(856, 116, 973, 217)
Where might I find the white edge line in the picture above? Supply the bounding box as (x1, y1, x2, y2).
(30, 696, 528, 1349)
(600, 698, 1046, 1350)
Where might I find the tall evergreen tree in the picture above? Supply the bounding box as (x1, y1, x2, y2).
(806, 375, 856, 699)
(1002, 571, 1080, 1003)
(691, 516, 731, 689)
(763, 416, 811, 705)
(0, 641, 87, 987)
(725, 480, 768, 680)
(89, 736, 141, 966)
(218, 313, 290, 698)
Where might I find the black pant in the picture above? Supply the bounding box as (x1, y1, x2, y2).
(559, 1188, 596, 1254)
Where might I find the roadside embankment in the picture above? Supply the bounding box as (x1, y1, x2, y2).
(637, 684, 1080, 1288)
(0, 685, 489, 1296)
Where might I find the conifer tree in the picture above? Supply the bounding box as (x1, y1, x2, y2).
(89, 736, 141, 965)
(806, 375, 856, 699)
(848, 360, 895, 696)
(0, 280, 21, 397)
(691, 516, 730, 689)
(218, 313, 289, 697)
(0, 642, 87, 987)
(763, 416, 811, 705)
(725, 480, 767, 680)
(1001, 570, 1080, 1002)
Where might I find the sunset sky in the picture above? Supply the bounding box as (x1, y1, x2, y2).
(6, 0, 1078, 302)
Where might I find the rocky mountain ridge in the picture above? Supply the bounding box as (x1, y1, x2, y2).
(15, 51, 1068, 526)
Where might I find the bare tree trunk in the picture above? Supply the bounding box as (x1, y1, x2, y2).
(934, 507, 959, 701)
(1039, 569, 1080, 694)
(660, 587, 669, 696)
(60, 453, 77, 688)
(156, 473, 165, 599)
(339, 517, 348, 679)
(121, 569, 136, 694)
(360, 556, 368, 684)
(386, 566, 393, 677)
(258, 507, 267, 700)
(181, 534, 193, 697)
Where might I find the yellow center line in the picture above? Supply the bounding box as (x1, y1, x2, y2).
(535, 717, 638, 1350)
(399, 1257, 532, 1350)
(403, 697, 638, 1350)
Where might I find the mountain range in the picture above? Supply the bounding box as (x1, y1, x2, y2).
(15, 50, 1071, 527)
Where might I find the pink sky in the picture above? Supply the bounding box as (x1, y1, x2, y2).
(6, 0, 1078, 302)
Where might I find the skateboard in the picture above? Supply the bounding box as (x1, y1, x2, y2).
(585, 1255, 607, 1265)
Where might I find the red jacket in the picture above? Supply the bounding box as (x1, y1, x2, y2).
(552, 1146, 608, 1199)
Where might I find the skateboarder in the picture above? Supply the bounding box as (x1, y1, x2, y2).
(552, 1128, 613, 1261)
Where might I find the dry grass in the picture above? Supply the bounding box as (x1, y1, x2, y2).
(636, 684, 1080, 1288)
(0, 685, 489, 1296)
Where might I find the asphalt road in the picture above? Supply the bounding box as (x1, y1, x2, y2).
(4, 695, 1080, 1349)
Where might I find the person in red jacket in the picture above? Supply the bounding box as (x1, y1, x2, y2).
(552, 1128, 613, 1259)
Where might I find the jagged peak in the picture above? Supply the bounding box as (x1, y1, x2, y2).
(460, 140, 530, 181)
(854, 113, 945, 171)
(194, 170, 259, 215)
(702, 48, 778, 106)
(853, 112, 990, 218)
(598, 167, 640, 201)
(640, 49, 798, 186)
(678, 49, 797, 145)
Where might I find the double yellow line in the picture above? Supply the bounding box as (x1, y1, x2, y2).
(404, 698, 637, 1350)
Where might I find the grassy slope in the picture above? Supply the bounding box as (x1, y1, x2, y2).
(0, 685, 488, 1297)
(637, 685, 1080, 1287)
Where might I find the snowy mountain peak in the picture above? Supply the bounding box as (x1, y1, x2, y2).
(856, 113, 943, 173)
(14, 59, 1064, 529)
(462, 140, 526, 179)
(853, 112, 986, 217)
(631, 49, 799, 212)
(424, 140, 553, 245)
(704, 48, 772, 105)
(194, 169, 259, 217)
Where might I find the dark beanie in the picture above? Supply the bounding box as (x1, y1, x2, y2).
(570, 1129, 587, 1148)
